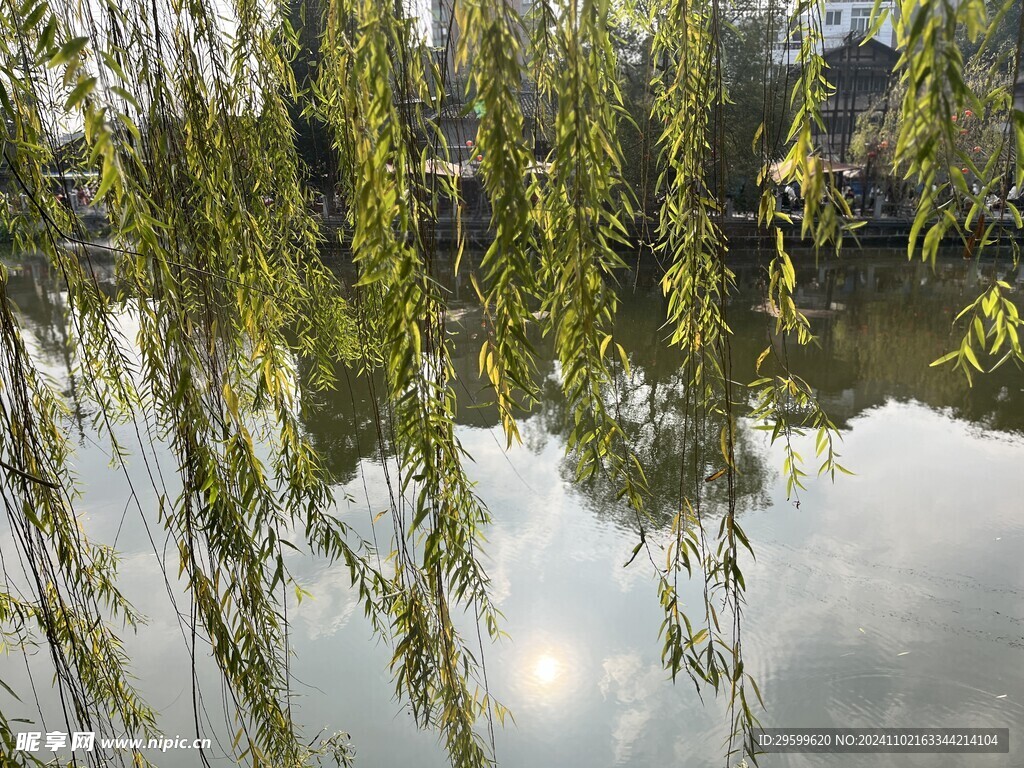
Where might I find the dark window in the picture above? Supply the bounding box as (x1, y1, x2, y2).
(851, 7, 872, 33)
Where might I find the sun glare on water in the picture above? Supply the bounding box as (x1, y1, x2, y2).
(532, 653, 562, 685)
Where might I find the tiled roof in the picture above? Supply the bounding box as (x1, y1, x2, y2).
(429, 90, 551, 123)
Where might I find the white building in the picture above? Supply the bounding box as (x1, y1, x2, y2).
(776, 0, 900, 65)
(427, 0, 534, 50)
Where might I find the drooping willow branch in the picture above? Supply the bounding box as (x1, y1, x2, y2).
(0, 1, 1021, 768)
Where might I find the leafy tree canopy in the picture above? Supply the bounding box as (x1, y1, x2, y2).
(0, 0, 1021, 766)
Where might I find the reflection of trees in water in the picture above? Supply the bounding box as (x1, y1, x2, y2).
(520, 291, 774, 529)
(14, 249, 1016, 509)
(5, 260, 73, 366)
(10, 257, 1014, 489)
(294, 295, 774, 525)
(295, 302, 542, 486)
(2, 256, 120, 436)
(297, 359, 388, 486)
(295, 256, 1024, 524)
(770, 258, 1024, 434)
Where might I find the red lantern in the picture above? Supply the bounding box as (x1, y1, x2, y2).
(476, 154, 483, 161)
(964, 110, 973, 118)
(951, 114, 958, 122)
(973, 145, 982, 153)
(961, 167, 969, 174)
(466, 140, 474, 147)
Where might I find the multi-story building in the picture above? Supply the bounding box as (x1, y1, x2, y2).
(427, 0, 535, 50)
(1016, 59, 1024, 115)
(774, 1, 902, 162)
(823, 1, 899, 47)
(776, 0, 900, 66)
(420, 0, 546, 164)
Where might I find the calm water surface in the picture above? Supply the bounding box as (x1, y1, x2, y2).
(1, 250, 1022, 767)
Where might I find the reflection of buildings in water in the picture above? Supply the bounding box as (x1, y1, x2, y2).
(2, 251, 126, 439)
(298, 256, 1024, 528)
(766, 258, 1024, 433)
(13, 247, 1019, 523)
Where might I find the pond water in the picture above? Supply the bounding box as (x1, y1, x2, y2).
(1, 249, 1022, 767)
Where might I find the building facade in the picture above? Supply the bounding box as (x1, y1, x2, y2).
(817, 37, 900, 162)
(428, 0, 532, 50)
(420, 0, 546, 162)
(776, 0, 899, 66)
(1016, 57, 1024, 115)
(772, 1, 902, 162)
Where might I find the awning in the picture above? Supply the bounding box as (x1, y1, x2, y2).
(423, 158, 464, 177)
(769, 156, 863, 184)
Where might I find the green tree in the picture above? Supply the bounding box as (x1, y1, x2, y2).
(613, 0, 791, 214)
(0, 1, 1021, 767)
(720, 1, 793, 212)
(852, 3, 1021, 208)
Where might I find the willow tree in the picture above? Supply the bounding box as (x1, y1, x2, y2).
(0, 0, 1021, 766)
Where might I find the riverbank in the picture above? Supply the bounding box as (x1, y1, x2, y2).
(13, 208, 1021, 255)
(319, 211, 1023, 254)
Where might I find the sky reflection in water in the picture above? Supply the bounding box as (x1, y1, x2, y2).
(0, 251, 1022, 767)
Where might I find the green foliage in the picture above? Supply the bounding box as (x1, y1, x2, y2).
(890, 0, 1024, 379)
(458, 0, 540, 447)
(533, 0, 641, 498)
(720, 2, 793, 211)
(0, 1, 1021, 768)
(314, 2, 504, 764)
